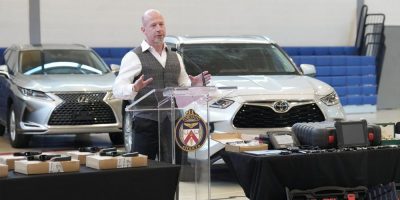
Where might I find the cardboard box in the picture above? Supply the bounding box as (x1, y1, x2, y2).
(376, 123, 395, 140)
(211, 132, 244, 144)
(0, 155, 27, 170)
(86, 154, 148, 170)
(0, 164, 8, 177)
(212, 132, 268, 152)
(225, 143, 268, 152)
(14, 160, 80, 175)
(67, 151, 95, 165)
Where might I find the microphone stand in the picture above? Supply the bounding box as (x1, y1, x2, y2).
(171, 47, 206, 86)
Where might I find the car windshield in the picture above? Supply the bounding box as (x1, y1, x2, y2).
(180, 43, 298, 76)
(19, 50, 110, 75)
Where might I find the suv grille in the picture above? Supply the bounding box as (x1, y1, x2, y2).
(233, 103, 325, 128)
(48, 93, 116, 125)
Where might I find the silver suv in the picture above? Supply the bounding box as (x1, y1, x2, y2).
(165, 35, 345, 136)
(0, 44, 123, 147)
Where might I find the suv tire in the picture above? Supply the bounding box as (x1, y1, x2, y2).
(0, 124, 5, 136)
(109, 132, 124, 145)
(8, 104, 30, 148)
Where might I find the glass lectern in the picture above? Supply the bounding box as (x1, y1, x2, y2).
(125, 86, 235, 200)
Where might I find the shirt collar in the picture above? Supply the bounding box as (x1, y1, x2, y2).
(141, 40, 167, 52)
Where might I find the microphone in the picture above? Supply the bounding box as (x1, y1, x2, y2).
(171, 47, 206, 86)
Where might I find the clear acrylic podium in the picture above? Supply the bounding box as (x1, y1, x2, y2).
(125, 86, 234, 200)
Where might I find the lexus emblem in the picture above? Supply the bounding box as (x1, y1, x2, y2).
(77, 96, 89, 103)
(273, 100, 290, 113)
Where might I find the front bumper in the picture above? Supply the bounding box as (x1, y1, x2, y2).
(13, 91, 123, 135)
(20, 122, 122, 135)
(210, 100, 345, 135)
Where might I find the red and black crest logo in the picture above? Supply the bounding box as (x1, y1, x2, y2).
(175, 109, 207, 152)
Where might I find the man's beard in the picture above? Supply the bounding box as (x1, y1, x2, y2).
(153, 36, 164, 44)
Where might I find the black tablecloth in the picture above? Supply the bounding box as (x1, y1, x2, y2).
(0, 160, 180, 200)
(222, 148, 400, 200)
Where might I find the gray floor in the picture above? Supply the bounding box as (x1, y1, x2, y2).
(1, 107, 399, 200)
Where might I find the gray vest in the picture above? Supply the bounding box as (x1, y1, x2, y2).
(132, 46, 181, 120)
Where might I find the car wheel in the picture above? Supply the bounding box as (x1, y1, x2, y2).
(0, 124, 5, 136)
(109, 132, 124, 145)
(7, 104, 30, 148)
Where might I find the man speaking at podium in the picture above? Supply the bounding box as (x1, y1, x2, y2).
(113, 9, 211, 161)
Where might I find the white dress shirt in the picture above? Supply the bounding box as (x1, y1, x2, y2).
(112, 40, 191, 100)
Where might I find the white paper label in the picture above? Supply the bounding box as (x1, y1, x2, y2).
(49, 162, 64, 173)
(117, 157, 132, 168)
(381, 125, 394, 139)
(275, 134, 294, 145)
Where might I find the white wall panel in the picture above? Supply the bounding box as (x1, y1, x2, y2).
(1, 0, 359, 47)
(39, 0, 358, 47)
(0, 0, 30, 46)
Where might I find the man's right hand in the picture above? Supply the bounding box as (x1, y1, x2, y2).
(133, 74, 153, 92)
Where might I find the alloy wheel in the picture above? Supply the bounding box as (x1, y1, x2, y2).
(124, 112, 133, 152)
(9, 110, 16, 142)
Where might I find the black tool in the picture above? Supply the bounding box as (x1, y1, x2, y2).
(99, 147, 117, 154)
(13, 151, 42, 157)
(27, 154, 61, 161)
(78, 146, 100, 153)
(121, 152, 139, 157)
(287, 146, 300, 153)
(279, 150, 291, 155)
(99, 151, 123, 157)
(50, 156, 72, 162)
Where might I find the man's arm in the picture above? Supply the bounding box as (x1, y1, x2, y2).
(189, 71, 211, 86)
(177, 53, 191, 87)
(112, 51, 142, 100)
(176, 53, 211, 87)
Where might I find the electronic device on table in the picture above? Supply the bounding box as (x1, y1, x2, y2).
(335, 120, 369, 148)
(292, 120, 381, 149)
(267, 131, 300, 149)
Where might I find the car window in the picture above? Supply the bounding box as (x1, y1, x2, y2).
(180, 43, 298, 76)
(19, 50, 110, 75)
(5, 49, 18, 74)
(165, 42, 176, 49)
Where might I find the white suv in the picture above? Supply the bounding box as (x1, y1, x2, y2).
(166, 35, 346, 159)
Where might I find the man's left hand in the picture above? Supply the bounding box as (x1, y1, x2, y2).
(189, 71, 211, 86)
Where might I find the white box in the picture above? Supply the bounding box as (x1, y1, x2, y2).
(86, 154, 148, 170)
(212, 132, 268, 152)
(0, 164, 8, 177)
(0, 155, 26, 170)
(67, 151, 95, 165)
(14, 160, 80, 175)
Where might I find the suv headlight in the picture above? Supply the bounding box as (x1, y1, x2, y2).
(210, 98, 234, 109)
(18, 87, 54, 101)
(320, 91, 339, 106)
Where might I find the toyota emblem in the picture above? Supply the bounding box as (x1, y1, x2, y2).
(77, 96, 89, 103)
(273, 100, 290, 113)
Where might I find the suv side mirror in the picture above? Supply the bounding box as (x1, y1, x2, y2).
(0, 65, 10, 79)
(300, 64, 316, 77)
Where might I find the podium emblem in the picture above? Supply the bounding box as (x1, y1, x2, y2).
(175, 109, 207, 152)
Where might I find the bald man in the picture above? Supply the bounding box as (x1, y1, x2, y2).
(113, 9, 211, 161)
